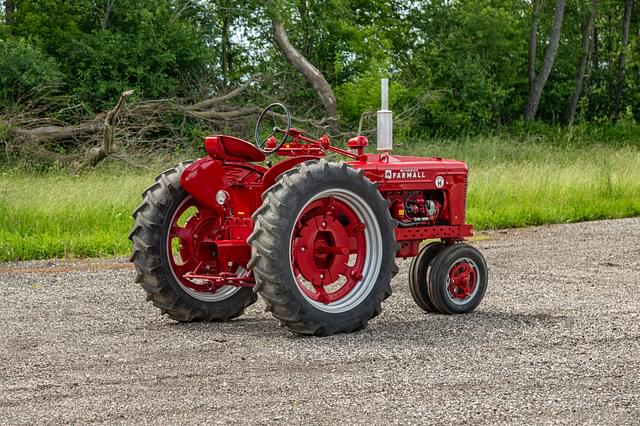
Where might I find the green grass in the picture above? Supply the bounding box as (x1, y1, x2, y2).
(1, 136, 639, 261)
(0, 167, 155, 261)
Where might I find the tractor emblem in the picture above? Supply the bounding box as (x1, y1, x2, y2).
(384, 169, 426, 180)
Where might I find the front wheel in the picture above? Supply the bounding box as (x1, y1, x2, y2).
(427, 243, 488, 314)
(249, 160, 398, 336)
(408, 242, 445, 312)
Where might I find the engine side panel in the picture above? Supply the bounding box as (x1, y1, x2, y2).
(347, 154, 472, 257)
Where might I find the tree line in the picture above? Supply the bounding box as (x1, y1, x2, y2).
(0, 0, 638, 164)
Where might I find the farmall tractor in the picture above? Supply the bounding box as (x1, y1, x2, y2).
(129, 80, 488, 336)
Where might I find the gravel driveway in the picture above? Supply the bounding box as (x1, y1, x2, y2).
(1, 218, 639, 424)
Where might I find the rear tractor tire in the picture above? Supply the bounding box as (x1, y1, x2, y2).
(249, 160, 398, 336)
(129, 162, 257, 322)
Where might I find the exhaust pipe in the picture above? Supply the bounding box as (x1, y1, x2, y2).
(377, 78, 393, 152)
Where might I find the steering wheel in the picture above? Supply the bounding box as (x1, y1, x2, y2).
(254, 103, 292, 154)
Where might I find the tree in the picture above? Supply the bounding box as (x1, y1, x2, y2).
(3, 0, 640, 152)
(524, 0, 567, 121)
(271, 13, 337, 121)
(610, 0, 634, 121)
(219, 0, 232, 87)
(9, 0, 213, 108)
(564, 0, 598, 126)
(5, 0, 15, 25)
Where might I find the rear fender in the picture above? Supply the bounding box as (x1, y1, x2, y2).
(261, 155, 320, 191)
(180, 157, 225, 214)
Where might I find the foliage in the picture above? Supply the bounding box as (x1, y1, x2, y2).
(394, 1, 530, 134)
(0, 0, 639, 137)
(336, 72, 410, 127)
(8, 0, 213, 108)
(0, 38, 64, 107)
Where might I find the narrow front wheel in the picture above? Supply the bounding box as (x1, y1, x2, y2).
(408, 242, 445, 312)
(427, 244, 488, 314)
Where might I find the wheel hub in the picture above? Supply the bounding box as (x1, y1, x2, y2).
(167, 196, 242, 302)
(291, 196, 368, 305)
(447, 260, 478, 301)
(293, 215, 351, 286)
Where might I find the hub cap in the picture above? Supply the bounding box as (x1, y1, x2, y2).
(289, 189, 383, 313)
(167, 196, 241, 302)
(446, 257, 479, 305)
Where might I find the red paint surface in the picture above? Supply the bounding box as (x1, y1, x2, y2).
(448, 260, 478, 301)
(290, 197, 367, 304)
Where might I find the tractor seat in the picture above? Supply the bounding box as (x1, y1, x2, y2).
(205, 135, 266, 163)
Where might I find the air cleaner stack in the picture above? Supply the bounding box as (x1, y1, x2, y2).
(377, 78, 393, 152)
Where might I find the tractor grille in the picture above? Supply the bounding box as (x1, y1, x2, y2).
(463, 175, 468, 223)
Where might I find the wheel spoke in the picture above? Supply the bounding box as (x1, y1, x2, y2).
(321, 196, 337, 212)
(341, 266, 363, 281)
(347, 236, 359, 253)
(313, 283, 330, 304)
(172, 255, 197, 275)
(261, 131, 275, 146)
(346, 222, 366, 237)
(170, 225, 191, 242)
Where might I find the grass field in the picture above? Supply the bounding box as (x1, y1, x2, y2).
(1, 136, 639, 261)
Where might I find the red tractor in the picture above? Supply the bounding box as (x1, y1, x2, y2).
(129, 80, 487, 336)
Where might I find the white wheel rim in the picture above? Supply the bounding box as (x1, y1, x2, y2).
(288, 188, 384, 314)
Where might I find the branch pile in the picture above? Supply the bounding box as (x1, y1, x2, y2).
(0, 75, 281, 170)
(0, 74, 435, 170)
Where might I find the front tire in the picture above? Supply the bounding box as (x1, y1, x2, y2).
(427, 243, 488, 314)
(249, 160, 398, 336)
(408, 242, 445, 312)
(129, 162, 256, 322)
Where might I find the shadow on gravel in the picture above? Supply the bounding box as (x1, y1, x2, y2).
(164, 316, 286, 338)
(141, 309, 570, 344)
(364, 310, 570, 343)
(469, 310, 569, 325)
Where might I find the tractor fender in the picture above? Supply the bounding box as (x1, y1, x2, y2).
(261, 155, 320, 191)
(180, 157, 267, 215)
(180, 157, 226, 214)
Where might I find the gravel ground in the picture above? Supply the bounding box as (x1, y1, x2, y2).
(1, 218, 639, 425)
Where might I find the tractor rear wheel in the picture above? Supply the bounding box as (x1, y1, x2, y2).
(249, 160, 398, 336)
(426, 243, 487, 314)
(129, 162, 257, 322)
(408, 242, 445, 312)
